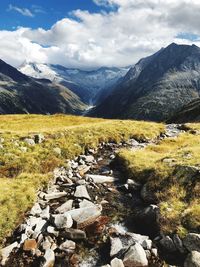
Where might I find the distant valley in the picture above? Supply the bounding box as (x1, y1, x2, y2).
(1, 43, 200, 122)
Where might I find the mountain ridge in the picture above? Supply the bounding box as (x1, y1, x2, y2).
(90, 43, 200, 121)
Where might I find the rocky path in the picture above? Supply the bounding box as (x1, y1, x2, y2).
(1, 124, 199, 267)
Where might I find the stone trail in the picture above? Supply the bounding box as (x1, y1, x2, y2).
(1, 124, 199, 267)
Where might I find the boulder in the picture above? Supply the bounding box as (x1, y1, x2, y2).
(52, 213, 73, 229)
(74, 185, 91, 200)
(56, 200, 73, 214)
(123, 243, 148, 267)
(66, 205, 102, 228)
(184, 251, 200, 267)
(86, 174, 118, 184)
(159, 236, 177, 253)
(183, 234, 200, 252)
(111, 258, 124, 267)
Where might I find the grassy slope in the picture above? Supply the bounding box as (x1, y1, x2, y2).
(117, 126, 200, 236)
(0, 114, 164, 244)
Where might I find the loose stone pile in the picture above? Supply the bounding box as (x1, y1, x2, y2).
(0, 125, 199, 267)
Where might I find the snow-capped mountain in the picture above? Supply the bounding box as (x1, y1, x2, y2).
(19, 63, 129, 104)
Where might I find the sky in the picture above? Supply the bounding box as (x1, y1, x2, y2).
(1, 0, 200, 69)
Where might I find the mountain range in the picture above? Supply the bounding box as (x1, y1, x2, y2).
(1, 43, 200, 122)
(0, 59, 86, 115)
(91, 43, 200, 122)
(19, 63, 129, 105)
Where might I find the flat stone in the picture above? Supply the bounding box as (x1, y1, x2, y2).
(184, 251, 200, 267)
(59, 240, 76, 252)
(61, 228, 86, 240)
(86, 174, 118, 184)
(74, 185, 91, 200)
(43, 248, 55, 267)
(23, 239, 37, 251)
(111, 258, 124, 267)
(32, 219, 47, 239)
(123, 243, 148, 267)
(52, 213, 73, 229)
(183, 234, 200, 252)
(66, 205, 102, 228)
(47, 226, 59, 237)
(110, 237, 123, 257)
(56, 200, 73, 214)
(30, 203, 42, 216)
(44, 192, 68, 201)
(41, 206, 50, 219)
(79, 199, 96, 209)
(0, 242, 19, 266)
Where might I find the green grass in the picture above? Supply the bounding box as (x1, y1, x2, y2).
(117, 130, 200, 236)
(0, 114, 164, 245)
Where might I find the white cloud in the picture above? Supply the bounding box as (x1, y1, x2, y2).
(2, 0, 200, 69)
(8, 4, 34, 17)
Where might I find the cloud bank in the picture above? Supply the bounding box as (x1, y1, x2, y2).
(1, 0, 200, 69)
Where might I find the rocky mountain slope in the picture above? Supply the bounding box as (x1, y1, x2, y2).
(90, 43, 200, 121)
(19, 63, 129, 104)
(0, 59, 86, 114)
(169, 98, 200, 123)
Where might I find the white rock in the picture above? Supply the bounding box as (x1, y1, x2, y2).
(43, 248, 55, 267)
(56, 200, 73, 213)
(44, 192, 68, 201)
(123, 243, 148, 267)
(41, 206, 50, 219)
(86, 174, 118, 184)
(111, 258, 124, 267)
(66, 205, 102, 228)
(142, 239, 152, 250)
(0, 242, 19, 266)
(110, 237, 123, 257)
(59, 240, 76, 252)
(151, 248, 158, 257)
(32, 219, 47, 239)
(184, 251, 200, 267)
(79, 199, 96, 209)
(74, 185, 91, 200)
(52, 213, 73, 229)
(47, 226, 59, 237)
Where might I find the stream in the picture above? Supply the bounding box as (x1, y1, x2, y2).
(1, 124, 186, 267)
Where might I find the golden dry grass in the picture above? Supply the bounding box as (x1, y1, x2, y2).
(0, 114, 164, 244)
(117, 131, 200, 236)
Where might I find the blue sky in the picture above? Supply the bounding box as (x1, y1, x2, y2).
(0, 0, 105, 30)
(0, 0, 200, 69)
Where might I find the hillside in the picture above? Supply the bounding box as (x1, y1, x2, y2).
(169, 98, 200, 123)
(19, 63, 129, 104)
(91, 43, 200, 121)
(0, 115, 164, 247)
(0, 59, 86, 115)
